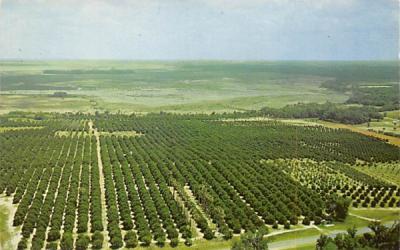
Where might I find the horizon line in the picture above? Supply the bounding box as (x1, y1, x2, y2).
(0, 58, 398, 62)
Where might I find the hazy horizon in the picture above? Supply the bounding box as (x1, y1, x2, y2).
(0, 59, 399, 62)
(0, 0, 398, 61)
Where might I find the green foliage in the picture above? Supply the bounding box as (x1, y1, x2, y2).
(231, 229, 269, 250)
(60, 232, 73, 250)
(47, 230, 61, 242)
(283, 221, 290, 229)
(367, 221, 400, 249)
(31, 237, 44, 250)
(302, 217, 310, 226)
(314, 216, 322, 225)
(347, 84, 399, 110)
(259, 102, 383, 124)
(316, 234, 331, 250)
(110, 236, 123, 249)
(204, 228, 215, 240)
(17, 237, 27, 250)
(124, 230, 138, 248)
(185, 238, 193, 246)
(75, 234, 90, 250)
(327, 195, 351, 221)
(140, 233, 152, 246)
(51, 91, 68, 98)
(91, 231, 104, 249)
(170, 237, 179, 247)
(1, 112, 399, 248)
(45, 242, 58, 250)
(221, 225, 234, 240)
(317, 221, 400, 250)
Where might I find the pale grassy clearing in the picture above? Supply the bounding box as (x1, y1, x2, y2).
(0, 126, 43, 132)
(317, 120, 400, 147)
(359, 85, 393, 88)
(353, 162, 400, 186)
(281, 244, 315, 250)
(0, 94, 94, 114)
(56, 129, 141, 138)
(350, 208, 400, 222)
(220, 117, 321, 126)
(55, 131, 89, 137)
(7, 117, 38, 122)
(99, 131, 143, 137)
(354, 115, 400, 136)
(317, 215, 370, 232)
(0, 195, 20, 250)
(0, 60, 176, 73)
(0, 61, 350, 113)
(267, 228, 321, 243)
(385, 110, 400, 120)
(0, 87, 347, 114)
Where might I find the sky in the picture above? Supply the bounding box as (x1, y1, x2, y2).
(0, 0, 398, 60)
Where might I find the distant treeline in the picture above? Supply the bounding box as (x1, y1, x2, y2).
(346, 84, 399, 111)
(43, 69, 136, 74)
(321, 81, 399, 111)
(50, 91, 68, 97)
(183, 61, 399, 84)
(256, 102, 383, 124)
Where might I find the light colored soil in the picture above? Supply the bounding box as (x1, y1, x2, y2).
(0, 126, 43, 133)
(220, 117, 321, 126)
(55, 131, 89, 137)
(89, 120, 110, 248)
(99, 131, 142, 137)
(0, 195, 21, 250)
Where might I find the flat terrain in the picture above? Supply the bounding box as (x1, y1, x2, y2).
(0, 60, 357, 113)
(0, 61, 399, 249)
(354, 110, 400, 136)
(317, 120, 400, 146)
(221, 116, 400, 147)
(0, 113, 399, 250)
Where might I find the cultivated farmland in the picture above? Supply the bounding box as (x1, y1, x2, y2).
(0, 113, 399, 249)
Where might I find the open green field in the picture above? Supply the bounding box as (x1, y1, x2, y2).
(0, 196, 18, 250)
(0, 94, 93, 114)
(0, 205, 11, 249)
(4, 60, 385, 113)
(283, 244, 315, 250)
(267, 228, 321, 243)
(353, 162, 400, 186)
(354, 110, 400, 136)
(2, 60, 398, 114)
(350, 208, 400, 222)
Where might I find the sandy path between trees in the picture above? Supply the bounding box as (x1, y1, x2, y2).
(89, 120, 110, 248)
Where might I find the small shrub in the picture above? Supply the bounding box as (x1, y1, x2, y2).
(170, 238, 179, 247)
(302, 217, 311, 226)
(75, 234, 90, 250)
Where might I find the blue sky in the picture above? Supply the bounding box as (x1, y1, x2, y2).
(0, 0, 398, 60)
